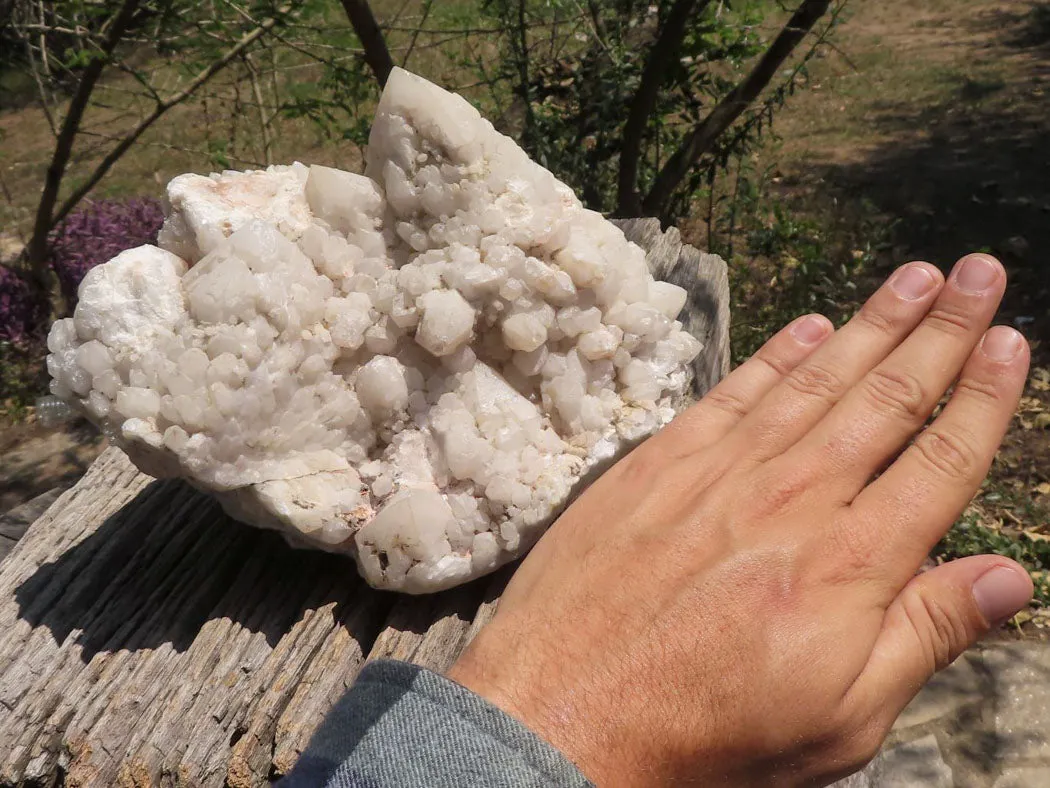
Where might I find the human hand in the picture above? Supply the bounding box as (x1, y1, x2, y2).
(446, 253, 1034, 786)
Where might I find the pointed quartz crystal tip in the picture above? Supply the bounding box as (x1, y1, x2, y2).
(45, 66, 703, 593)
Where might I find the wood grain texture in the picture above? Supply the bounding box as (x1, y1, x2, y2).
(0, 220, 729, 787)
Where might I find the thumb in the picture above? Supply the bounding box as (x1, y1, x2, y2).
(851, 555, 1032, 723)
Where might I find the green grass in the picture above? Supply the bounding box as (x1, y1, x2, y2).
(936, 514, 1050, 609)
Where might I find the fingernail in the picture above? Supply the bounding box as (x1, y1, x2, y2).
(980, 326, 1023, 362)
(890, 264, 937, 300)
(972, 566, 1032, 625)
(790, 315, 829, 344)
(951, 254, 1000, 294)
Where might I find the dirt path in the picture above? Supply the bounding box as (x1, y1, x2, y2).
(0, 419, 105, 513)
(778, 0, 1049, 328)
(734, 0, 1050, 630)
(780, 0, 1050, 462)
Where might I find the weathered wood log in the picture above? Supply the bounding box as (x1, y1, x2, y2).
(0, 219, 730, 787)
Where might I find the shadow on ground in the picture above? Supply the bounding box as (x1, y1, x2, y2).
(810, 1, 1050, 341)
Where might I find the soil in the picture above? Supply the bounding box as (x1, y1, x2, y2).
(0, 418, 105, 513)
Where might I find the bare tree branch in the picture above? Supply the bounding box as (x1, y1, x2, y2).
(0, 0, 16, 37)
(48, 6, 290, 230)
(514, 0, 536, 150)
(339, 0, 393, 86)
(641, 0, 832, 218)
(77, 129, 266, 167)
(24, 0, 142, 291)
(20, 22, 92, 36)
(401, 0, 433, 70)
(21, 28, 58, 136)
(35, 1, 53, 81)
(244, 52, 272, 165)
(616, 0, 714, 217)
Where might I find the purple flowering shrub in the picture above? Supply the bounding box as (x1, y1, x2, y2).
(48, 197, 166, 305)
(0, 265, 51, 414)
(0, 265, 48, 346)
(1, 197, 165, 411)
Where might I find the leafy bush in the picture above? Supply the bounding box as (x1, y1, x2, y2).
(48, 197, 165, 306)
(467, 0, 842, 221)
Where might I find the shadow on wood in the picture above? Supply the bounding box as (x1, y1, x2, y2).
(11, 475, 510, 662)
(13, 479, 385, 662)
(0, 449, 516, 784)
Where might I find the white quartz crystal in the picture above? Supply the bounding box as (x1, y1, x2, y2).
(46, 68, 703, 593)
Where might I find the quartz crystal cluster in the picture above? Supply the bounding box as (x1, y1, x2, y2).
(46, 68, 702, 593)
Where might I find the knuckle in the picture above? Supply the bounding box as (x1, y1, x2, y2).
(746, 464, 816, 519)
(923, 303, 975, 337)
(863, 367, 927, 419)
(785, 362, 846, 402)
(617, 444, 663, 483)
(702, 387, 751, 420)
(912, 428, 981, 481)
(854, 305, 896, 336)
(821, 523, 883, 585)
(752, 349, 794, 378)
(903, 587, 972, 674)
(952, 375, 1001, 406)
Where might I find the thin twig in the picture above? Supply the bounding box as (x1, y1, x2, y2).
(401, 0, 433, 70)
(570, 0, 616, 61)
(20, 23, 92, 36)
(243, 52, 272, 165)
(36, 0, 53, 81)
(50, 5, 292, 229)
(76, 129, 267, 167)
(21, 32, 57, 136)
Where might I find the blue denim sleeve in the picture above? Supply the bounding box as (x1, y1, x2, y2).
(278, 660, 595, 788)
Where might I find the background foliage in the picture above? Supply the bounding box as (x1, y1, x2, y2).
(0, 0, 843, 353)
(1, 0, 1048, 623)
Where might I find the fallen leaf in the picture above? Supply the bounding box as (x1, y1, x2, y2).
(1012, 609, 1033, 625)
(1004, 509, 1025, 526)
(1032, 367, 1050, 392)
(1036, 482, 1050, 496)
(1020, 395, 1045, 408)
(1036, 413, 1050, 429)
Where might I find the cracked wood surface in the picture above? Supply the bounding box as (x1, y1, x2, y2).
(0, 219, 729, 787)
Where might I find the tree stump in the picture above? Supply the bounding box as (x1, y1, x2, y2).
(0, 219, 730, 787)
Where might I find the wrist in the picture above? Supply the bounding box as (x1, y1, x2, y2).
(446, 636, 656, 787)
